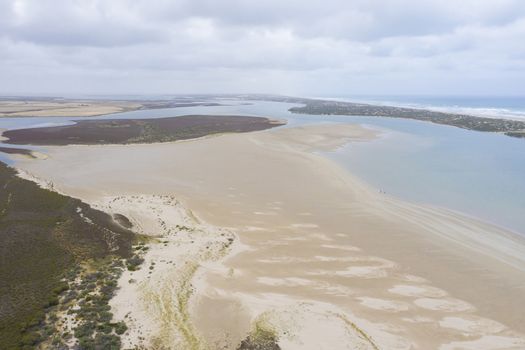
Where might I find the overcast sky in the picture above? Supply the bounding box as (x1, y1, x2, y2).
(1, 0, 524, 96)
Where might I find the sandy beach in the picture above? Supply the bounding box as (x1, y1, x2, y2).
(12, 123, 525, 349)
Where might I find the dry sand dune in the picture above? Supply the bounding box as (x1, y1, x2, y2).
(12, 124, 525, 349)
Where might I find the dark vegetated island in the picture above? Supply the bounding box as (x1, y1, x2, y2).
(242, 95, 525, 138)
(0, 146, 36, 158)
(139, 100, 224, 109)
(2, 115, 285, 146)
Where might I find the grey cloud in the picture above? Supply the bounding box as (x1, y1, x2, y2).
(1, 0, 165, 47)
(0, 0, 524, 95)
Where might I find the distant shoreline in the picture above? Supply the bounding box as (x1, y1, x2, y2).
(2, 94, 525, 138)
(0, 97, 226, 118)
(241, 95, 525, 138)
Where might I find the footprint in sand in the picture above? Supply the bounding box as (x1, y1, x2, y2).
(335, 262, 395, 279)
(283, 236, 309, 242)
(439, 335, 525, 350)
(320, 244, 361, 252)
(308, 257, 396, 279)
(438, 316, 506, 334)
(399, 274, 428, 284)
(316, 284, 354, 297)
(309, 233, 333, 241)
(401, 316, 435, 323)
(341, 266, 388, 278)
(357, 297, 410, 312)
(314, 256, 362, 262)
(264, 240, 292, 246)
(257, 276, 314, 287)
(289, 223, 319, 229)
(258, 256, 312, 263)
(414, 297, 474, 312)
(388, 284, 447, 298)
(243, 226, 270, 232)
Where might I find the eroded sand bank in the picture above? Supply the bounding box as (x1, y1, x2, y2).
(12, 124, 525, 349)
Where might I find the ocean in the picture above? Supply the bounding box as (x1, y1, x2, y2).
(324, 95, 525, 120)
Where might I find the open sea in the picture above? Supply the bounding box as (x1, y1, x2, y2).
(1, 96, 524, 235)
(324, 95, 525, 120)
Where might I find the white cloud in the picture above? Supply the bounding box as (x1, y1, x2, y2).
(0, 0, 524, 95)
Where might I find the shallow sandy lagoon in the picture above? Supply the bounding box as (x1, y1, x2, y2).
(13, 124, 525, 349)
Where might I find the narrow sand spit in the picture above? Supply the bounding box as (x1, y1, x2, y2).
(13, 123, 525, 349)
(0, 100, 141, 117)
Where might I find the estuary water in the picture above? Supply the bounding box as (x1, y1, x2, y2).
(1, 99, 524, 235)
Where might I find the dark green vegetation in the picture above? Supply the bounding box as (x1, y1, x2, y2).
(237, 325, 281, 350)
(506, 131, 525, 138)
(0, 146, 36, 158)
(2, 115, 285, 146)
(0, 161, 136, 349)
(65, 259, 128, 349)
(242, 94, 525, 139)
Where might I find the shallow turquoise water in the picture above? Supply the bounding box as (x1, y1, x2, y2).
(1, 99, 524, 234)
(327, 120, 525, 234)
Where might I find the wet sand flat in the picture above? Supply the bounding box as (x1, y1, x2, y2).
(13, 124, 525, 349)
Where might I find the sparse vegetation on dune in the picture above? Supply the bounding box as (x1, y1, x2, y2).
(237, 321, 281, 350)
(0, 161, 137, 349)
